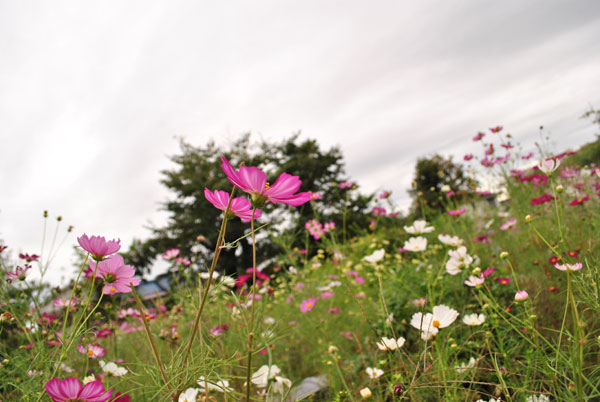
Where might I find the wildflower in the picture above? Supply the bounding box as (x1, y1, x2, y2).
(360, 387, 373, 398)
(463, 313, 486, 326)
(412, 297, 427, 307)
(93, 255, 140, 294)
(53, 297, 76, 308)
(300, 298, 318, 313)
(251, 365, 281, 388)
(6, 264, 31, 282)
(78, 344, 105, 359)
(179, 388, 199, 402)
(473, 132, 485, 141)
(570, 195, 590, 206)
(209, 324, 230, 337)
(554, 262, 583, 271)
(448, 208, 466, 216)
(45, 377, 112, 402)
(499, 218, 517, 230)
(403, 237, 427, 252)
(455, 357, 477, 374)
(175, 257, 191, 266)
(365, 367, 384, 379)
(19, 253, 39, 262)
(526, 395, 550, 402)
(77, 234, 121, 261)
(339, 181, 354, 189)
(364, 248, 385, 263)
(438, 234, 464, 247)
(376, 337, 405, 351)
(197, 376, 233, 393)
(538, 158, 560, 175)
(220, 157, 311, 207)
(530, 193, 554, 205)
(490, 125, 503, 133)
(515, 290, 529, 301)
(473, 235, 491, 244)
(464, 274, 484, 287)
(328, 306, 340, 315)
(99, 361, 127, 376)
(525, 214, 532, 223)
(410, 305, 459, 340)
(380, 190, 392, 199)
(404, 220, 434, 234)
(204, 188, 262, 222)
(497, 277, 510, 285)
(162, 248, 180, 260)
(446, 247, 473, 275)
(464, 154, 474, 161)
(272, 376, 292, 394)
(500, 251, 509, 259)
(371, 206, 387, 217)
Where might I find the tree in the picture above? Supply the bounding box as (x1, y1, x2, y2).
(408, 154, 476, 217)
(124, 133, 373, 277)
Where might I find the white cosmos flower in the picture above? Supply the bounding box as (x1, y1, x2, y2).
(317, 281, 342, 291)
(197, 376, 233, 393)
(438, 234, 464, 247)
(364, 248, 385, 263)
(272, 376, 292, 394)
(99, 360, 128, 376)
(526, 395, 550, 402)
(411, 305, 459, 340)
(463, 313, 485, 326)
(404, 220, 435, 234)
(455, 357, 477, 374)
(179, 388, 199, 402)
(376, 337, 405, 351)
(403, 236, 427, 252)
(446, 247, 473, 275)
(199, 271, 220, 280)
(365, 367, 384, 379)
(251, 365, 281, 388)
(538, 158, 560, 174)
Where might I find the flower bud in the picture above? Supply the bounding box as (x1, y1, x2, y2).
(500, 251, 509, 259)
(360, 387, 372, 399)
(525, 214, 532, 223)
(556, 184, 564, 193)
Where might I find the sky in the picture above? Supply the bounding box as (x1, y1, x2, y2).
(1, 1, 600, 285)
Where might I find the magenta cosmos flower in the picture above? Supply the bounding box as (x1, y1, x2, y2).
(78, 343, 106, 358)
(6, 264, 31, 282)
(204, 188, 262, 222)
(45, 377, 112, 402)
(77, 234, 121, 261)
(220, 157, 312, 207)
(91, 255, 140, 294)
(300, 298, 318, 313)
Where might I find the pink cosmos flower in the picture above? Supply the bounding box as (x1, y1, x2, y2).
(489, 126, 503, 133)
(162, 248, 180, 260)
(447, 208, 466, 216)
(464, 274, 484, 287)
(300, 298, 318, 313)
(569, 195, 590, 206)
(473, 132, 485, 141)
(482, 267, 495, 277)
(77, 234, 121, 261)
(6, 264, 31, 282)
(521, 152, 534, 160)
(371, 206, 387, 217)
(220, 157, 311, 207)
(209, 324, 230, 337)
(499, 218, 518, 230)
(339, 181, 354, 189)
(204, 188, 262, 222)
(19, 253, 39, 262)
(175, 257, 191, 266)
(328, 306, 340, 315)
(464, 154, 474, 161)
(320, 291, 334, 299)
(554, 262, 583, 272)
(78, 344, 106, 359)
(92, 255, 140, 294)
(496, 277, 510, 285)
(45, 377, 112, 402)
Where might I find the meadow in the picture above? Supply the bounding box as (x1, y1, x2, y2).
(1, 126, 599, 401)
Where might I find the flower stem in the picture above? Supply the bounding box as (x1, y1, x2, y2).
(245, 208, 258, 402)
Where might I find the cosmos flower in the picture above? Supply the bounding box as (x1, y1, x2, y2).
(78, 344, 105, 359)
(489, 125, 503, 133)
(204, 188, 262, 222)
(365, 367, 384, 379)
(197, 376, 233, 393)
(92, 255, 140, 294)
(515, 290, 529, 301)
(473, 132, 485, 141)
(45, 377, 112, 402)
(446, 247, 473, 275)
(178, 388, 199, 402)
(300, 298, 318, 313)
(438, 234, 464, 247)
(404, 220, 434, 234)
(99, 361, 127, 377)
(77, 234, 121, 261)
(220, 157, 311, 207)
(499, 218, 517, 230)
(538, 158, 560, 175)
(251, 365, 281, 388)
(464, 274, 484, 287)
(403, 237, 427, 252)
(569, 195, 590, 206)
(447, 208, 466, 216)
(5, 264, 31, 282)
(272, 376, 292, 394)
(410, 305, 459, 340)
(364, 248, 385, 263)
(162, 248, 180, 260)
(376, 337, 406, 351)
(463, 313, 485, 326)
(554, 262, 583, 271)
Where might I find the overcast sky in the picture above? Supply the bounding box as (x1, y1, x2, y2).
(1, 1, 600, 285)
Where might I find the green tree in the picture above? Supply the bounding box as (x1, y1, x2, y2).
(408, 154, 476, 218)
(124, 133, 373, 277)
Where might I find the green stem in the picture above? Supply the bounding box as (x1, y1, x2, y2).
(245, 208, 258, 402)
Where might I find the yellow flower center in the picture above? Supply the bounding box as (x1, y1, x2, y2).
(265, 182, 270, 189)
(110, 287, 116, 293)
(432, 320, 440, 328)
(306, 303, 312, 309)
(88, 350, 94, 357)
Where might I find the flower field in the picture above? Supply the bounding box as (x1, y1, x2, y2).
(1, 127, 600, 401)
